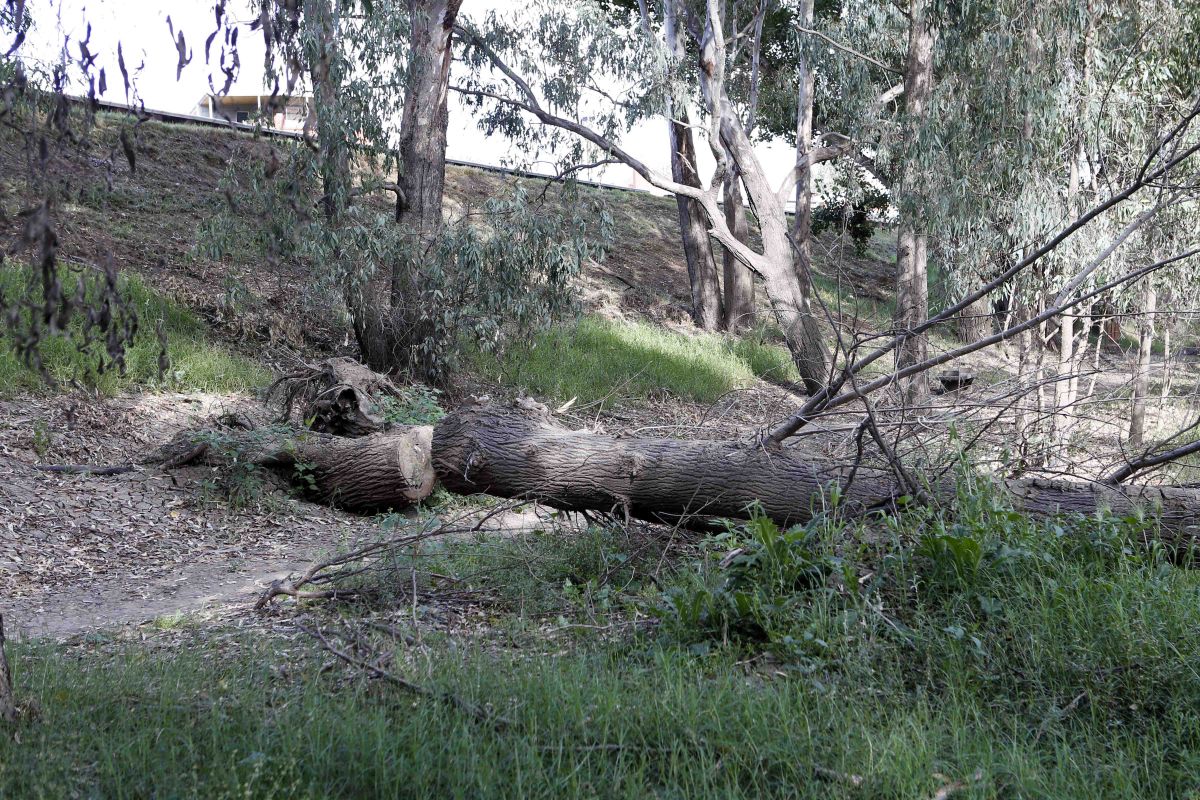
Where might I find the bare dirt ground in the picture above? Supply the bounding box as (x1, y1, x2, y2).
(0, 392, 381, 640)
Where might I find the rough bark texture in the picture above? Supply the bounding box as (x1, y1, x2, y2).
(671, 110, 724, 330)
(308, 0, 379, 367)
(955, 294, 993, 342)
(432, 400, 1200, 536)
(722, 173, 756, 332)
(267, 426, 436, 513)
(893, 0, 936, 403)
(665, 0, 723, 331)
(267, 358, 403, 437)
(392, 0, 463, 304)
(163, 425, 435, 514)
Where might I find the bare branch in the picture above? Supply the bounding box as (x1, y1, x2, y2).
(795, 24, 903, 74)
(1105, 426, 1200, 484)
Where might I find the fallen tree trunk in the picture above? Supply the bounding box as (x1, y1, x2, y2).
(432, 399, 1200, 536)
(263, 426, 435, 513)
(159, 425, 435, 514)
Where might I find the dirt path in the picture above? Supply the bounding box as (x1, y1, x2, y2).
(0, 392, 381, 640)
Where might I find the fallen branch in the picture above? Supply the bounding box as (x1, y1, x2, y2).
(1104, 435, 1200, 485)
(33, 464, 136, 476)
(929, 769, 985, 800)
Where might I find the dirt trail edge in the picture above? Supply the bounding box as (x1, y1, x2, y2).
(0, 393, 377, 640)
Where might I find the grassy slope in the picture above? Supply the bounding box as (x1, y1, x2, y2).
(0, 265, 269, 396)
(0, 114, 893, 403)
(474, 316, 799, 407)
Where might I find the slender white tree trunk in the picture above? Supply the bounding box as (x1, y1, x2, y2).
(1129, 281, 1157, 449)
(893, 0, 936, 403)
(722, 171, 755, 331)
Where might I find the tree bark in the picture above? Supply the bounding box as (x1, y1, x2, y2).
(266, 426, 435, 513)
(392, 0, 463, 304)
(893, 0, 936, 403)
(307, 0, 378, 366)
(166, 426, 435, 514)
(722, 171, 755, 331)
(1129, 281, 1157, 449)
(665, 0, 723, 331)
(955, 292, 993, 342)
(671, 111, 724, 330)
(431, 400, 1200, 537)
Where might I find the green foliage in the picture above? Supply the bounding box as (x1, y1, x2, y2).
(6, 478, 1200, 797)
(811, 169, 890, 257)
(29, 418, 51, 458)
(389, 183, 610, 382)
(191, 426, 295, 510)
(656, 509, 843, 649)
(7, 492, 1200, 800)
(0, 264, 269, 396)
(446, 524, 637, 615)
(202, 143, 608, 382)
(475, 316, 798, 407)
(374, 384, 445, 426)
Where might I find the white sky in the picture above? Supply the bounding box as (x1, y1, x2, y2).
(19, 0, 799, 195)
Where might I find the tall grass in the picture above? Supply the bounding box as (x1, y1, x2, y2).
(474, 316, 798, 406)
(0, 264, 270, 395)
(5, 485, 1199, 798)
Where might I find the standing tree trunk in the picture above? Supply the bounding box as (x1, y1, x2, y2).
(392, 0, 464, 305)
(893, 0, 936, 403)
(955, 293, 993, 342)
(1050, 310, 1079, 461)
(696, 13, 828, 393)
(1129, 281, 1157, 449)
(670, 110, 725, 329)
(722, 170, 755, 331)
(665, 0, 723, 330)
(791, 2, 821, 359)
(307, 0, 377, 365)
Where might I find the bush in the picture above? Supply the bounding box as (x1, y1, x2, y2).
(202, 147, 612, 383)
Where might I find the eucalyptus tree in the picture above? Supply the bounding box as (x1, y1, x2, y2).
(196, 0, 608, 379)
(457, 0, 833, 392)
(392, 0, 463, 302)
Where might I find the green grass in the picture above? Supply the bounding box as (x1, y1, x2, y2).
(0, 264, 270, 396)
(475, 316, 798, 407)
(6, 485, 1198, 798)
